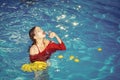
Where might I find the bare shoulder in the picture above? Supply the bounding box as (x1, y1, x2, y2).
(29, 45, 38, 55)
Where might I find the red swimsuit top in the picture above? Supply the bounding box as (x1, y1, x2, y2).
(29, 41, 66, 63)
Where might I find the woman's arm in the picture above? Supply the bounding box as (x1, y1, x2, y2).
(49, 32, 66, 50)
(49, 32, 62, 44)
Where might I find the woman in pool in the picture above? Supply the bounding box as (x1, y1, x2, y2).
(29, 26, 66, 80)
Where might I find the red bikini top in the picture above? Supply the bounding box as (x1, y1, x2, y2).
(29, 41, 66, 63)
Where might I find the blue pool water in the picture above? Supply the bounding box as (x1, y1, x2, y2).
(0, 0, 120, 80)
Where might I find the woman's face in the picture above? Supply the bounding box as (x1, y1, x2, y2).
(34, 27, 46, 39)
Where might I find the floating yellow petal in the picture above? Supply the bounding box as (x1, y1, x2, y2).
(74, 58, 80, 63)
(21, 61, 47, 72)
(69, 55, 75, 60)
(58, 55, 64, 59)
(98, 48, 102, 52)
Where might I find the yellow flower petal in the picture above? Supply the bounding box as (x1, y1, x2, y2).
(74, 58, 80, 63)
(58, 55, 64, 59)
(69, 55, 75, 60)
(98, 48, 102, 52)
(21, 61, 47, 72)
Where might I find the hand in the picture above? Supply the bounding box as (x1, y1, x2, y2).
(49, 32, 57, 38)
(49, 31, 62, 44)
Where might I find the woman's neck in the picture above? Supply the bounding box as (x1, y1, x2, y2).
(36, 38, 45, 47)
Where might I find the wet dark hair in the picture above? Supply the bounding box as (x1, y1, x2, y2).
(29, 26, 36, 45)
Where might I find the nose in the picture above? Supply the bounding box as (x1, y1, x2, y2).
(43, 31, 46, 35)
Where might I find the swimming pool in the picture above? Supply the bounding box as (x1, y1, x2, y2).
(0, 0, 120, 80)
